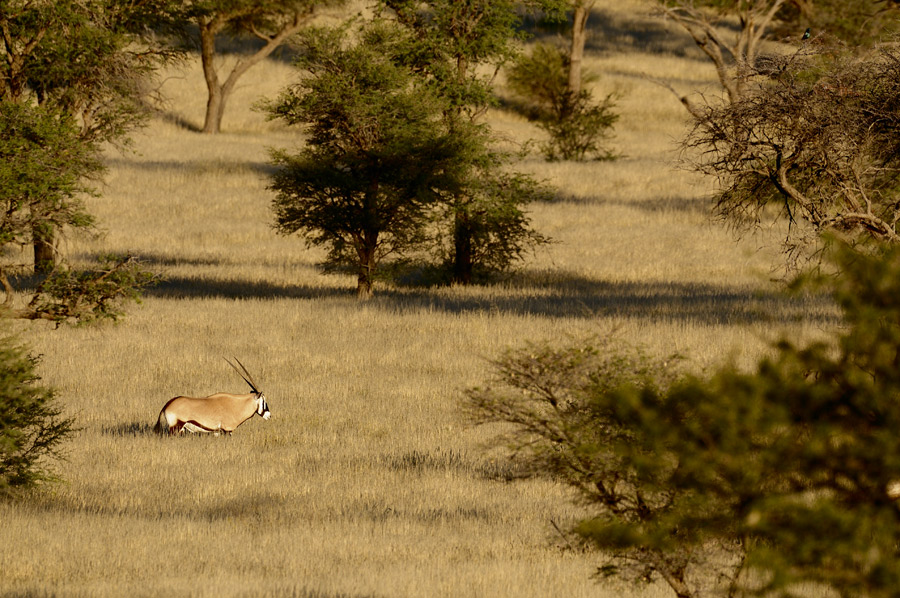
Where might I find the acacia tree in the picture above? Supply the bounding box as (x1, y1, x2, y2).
(430, 139, 552, 283)
(467, 243, 900, 597)
(0, 102, 156, 324)
(0, 0, 164, 321)
(684, 39, 900, 268)
(380, 0, 554, 283)
(266, 22, 469, 299)
(189, 0, 344, 134)
(1, 0, 178, 273)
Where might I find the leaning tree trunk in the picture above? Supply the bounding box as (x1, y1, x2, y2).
(655, 0, 787, 109)
(198, 14, 227, 135)
(198, 10, 310, 134)
(568, 1, 594, 96)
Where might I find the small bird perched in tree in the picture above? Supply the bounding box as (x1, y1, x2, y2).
(802, 27, 811, 40)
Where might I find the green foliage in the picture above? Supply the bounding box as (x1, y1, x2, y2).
(469, 245, 900, 597)
(267, 16, 552, 292)
(266, 21, 465, 297)
(0, 103, 157, 323)
(1, 0, 180, 142)
(0, 337, 73, 494)
(435, 159, 553, 282)
(465, 338, 701, 592)
(25, 255, 159, 326)
(0, 2, 171, 321)
(192, 0, 323, 31)
(507, 42, 618, 161)
(379, 1, 554, 283)
(380, 0, 524, 117)
(0, 101, 101, 248)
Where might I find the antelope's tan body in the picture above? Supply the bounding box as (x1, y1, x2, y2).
(154, 358, 271, 436)
(154, 392, 268, 435)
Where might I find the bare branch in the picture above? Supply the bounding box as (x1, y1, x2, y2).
(683, 37, 900, 269)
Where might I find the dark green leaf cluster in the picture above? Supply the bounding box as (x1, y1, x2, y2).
(25, 255, 158, 326)
(374, 2, 555, 283)
(0, 0, 173, 321)
(191, 0, 326, 37)
(1, 0, 181, 143)
(267, 16, 553, 294)
(0, 101, 102, 249)
(468, 244, 900, 596)
(507, 42, 618, 161)
(432, 157, 553, 281)
(379, 0, 525, 116)
(0, 337, 73, 494)
(270, 22, 446, 153)
(466, 338, 700, 590)
(267, 21, 470, 295)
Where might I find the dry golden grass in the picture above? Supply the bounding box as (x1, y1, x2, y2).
(0, 2, 834, 597)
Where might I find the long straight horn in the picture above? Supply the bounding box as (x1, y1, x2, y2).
(225, 357, 258, 393)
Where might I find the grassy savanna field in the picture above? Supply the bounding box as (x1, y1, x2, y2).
(1, 2, 836, 597)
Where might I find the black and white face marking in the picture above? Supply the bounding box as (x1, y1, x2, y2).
(257, 393, 271, 420)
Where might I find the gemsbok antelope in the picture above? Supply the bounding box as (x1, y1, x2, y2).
(154, 358, 271, 435)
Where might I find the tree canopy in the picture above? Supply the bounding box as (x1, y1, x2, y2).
(266, 22, 469, 298)
(379, 0, 554, 282)
(0, 336, 73, 494)
(0, 0, 163, 320)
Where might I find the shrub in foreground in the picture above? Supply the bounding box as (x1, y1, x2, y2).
(0, 338, 73, 495)
(467, 244, 900, 597)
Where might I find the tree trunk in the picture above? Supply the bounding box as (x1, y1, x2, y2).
(568, 2, 593, 96)
(198, 16, 224, 134)
(203, 87, 223, 134)
(452, 210, 473, 285)
(356, 266, 373, 300)
(356, 233, 377, 300)
(32, 223, 55, 275)
(199, 10, 310, 134)
(656, 0, 786, 107)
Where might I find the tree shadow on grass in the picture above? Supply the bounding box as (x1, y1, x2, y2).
(387, 273, 835, 326)
(143, 268, 836, 327)
(104, 155, 278, 178)
(101, 422, 156, 437)
(147, 274, 349, 301)
(155, 109, 203, 133)
(545, 192, 712, 216)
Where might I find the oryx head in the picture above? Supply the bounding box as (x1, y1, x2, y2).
(257, 393, 271, 420)
(225, 357, 271, 420)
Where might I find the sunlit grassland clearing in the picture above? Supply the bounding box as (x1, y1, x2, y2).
(1, 3, 835, 597)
